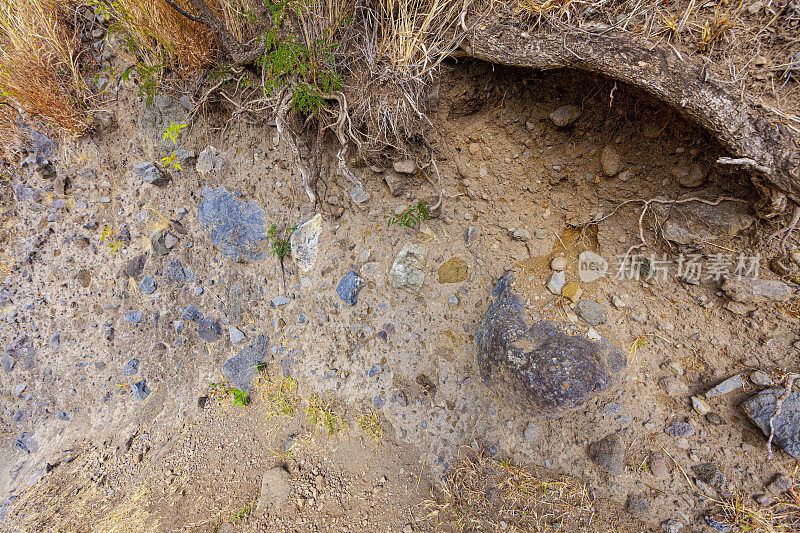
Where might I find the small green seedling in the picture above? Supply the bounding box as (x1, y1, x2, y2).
(387, 201, 431, 228)
(159, 121, 186, 172)
(162, 121, 186, 144)
(160, 152, 182, 172)
(256, 361, 268, 372)
(229, 502, 252, 520)
(98, 224, 122, 257)
(267, 224, 295, 260)
(231, 388, 250, 406)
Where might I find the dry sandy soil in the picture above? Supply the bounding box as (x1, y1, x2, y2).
(1, 60, 799, 532)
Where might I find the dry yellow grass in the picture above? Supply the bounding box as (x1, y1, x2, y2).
(0, 0, 92, 145)
(0, 0, 254, 157)
(102, 0, 215, 71)
(423, 442, 637, 532)
(99, 0, 256, 71)
(709, 486, 800, 532)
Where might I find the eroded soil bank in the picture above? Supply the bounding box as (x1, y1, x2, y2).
(1, 63, 799, 532)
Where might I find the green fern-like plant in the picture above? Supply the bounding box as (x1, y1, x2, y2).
(231, 388, 250, 407)
(256, 0, 341, 116)
(387, 201, 432, 228)
(267, 224, 294, 260)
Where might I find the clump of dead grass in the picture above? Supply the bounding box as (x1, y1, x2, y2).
(254, 364, 301, 417)
(506, 0, 799, 117)
(708, 491, 800, 532)
(0, 0, 93, 152)
(97, 0, 216, 71)
(422, 442, 634, 532)
(345, 0, 472, 154)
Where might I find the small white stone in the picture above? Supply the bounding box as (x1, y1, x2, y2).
(546, 270, 565, 295)
(691, 395, 711, 415)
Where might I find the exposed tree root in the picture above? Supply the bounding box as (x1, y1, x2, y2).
(275, 89, 317, 205)
(465, 25, 800, 209)
(166, 0, 265, 66)
(321, 91, 365, 191)
(768, 204, 800, 255)
(767, 373, 799, 461)
(593, 195, 747, 255)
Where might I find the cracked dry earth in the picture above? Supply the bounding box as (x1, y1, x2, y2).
(1, 63, 800, 532)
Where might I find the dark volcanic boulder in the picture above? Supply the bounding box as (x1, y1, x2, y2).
(476, 271, 626, 416)
(742, 387, 800, 459)
(222, 335, 270, 393)
(198, 187, 269, 262)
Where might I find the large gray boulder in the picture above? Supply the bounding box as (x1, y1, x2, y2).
(198, 187, 269, 262)
(222, 334, 270, 393)
(476, 270, 626, 416)
(138, 94, 187, 160)
(742, 387, 800, 459)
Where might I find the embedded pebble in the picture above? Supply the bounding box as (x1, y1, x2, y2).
(546, 270, 565, 295)
(124, 311, 143, 324)
(229, 326, 246, 344)
(705, 374, 744, 397)
(749, 370, 774, 387)
(550, 256, 566, 271)
(181, 305, 203, 322)
(576, 300, 606, 325)
(138, 275, 157, 295)
(122, 358, 139, 376)
(691, 396, 711, 415)
(665, 421, 695, 437)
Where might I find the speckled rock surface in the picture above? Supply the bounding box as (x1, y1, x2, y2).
(742, 387, 800, 459)
(476, 269, 626, 416)
(198, 187, 268, 261)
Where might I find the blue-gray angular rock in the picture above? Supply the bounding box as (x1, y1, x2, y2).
(743, 387, 800, 459)
(273, 295, 290, 306)
(5, 335, 33, 371)
(1, 352, 13, 372)
(173, 320, 184, 334)
(50, 333, 60, 349)
(476, 271, 626, 416)
(163, 258, 187, 284)
(665, 421, 695, 437)
(31, 130, 57, 165)
(704, 515, 731, 533)
(124, 311, 143, 324)
(181, 305, 203, 322)
(133, 162, 169, 185)
(705, 374, 744, 397)
(122, 358, 139, 376)
(576, 300, 606, 325)
(336, 271, 365, 306)
(221, 334, 269, 392)
(198, 317, 223, 342)
(229, 326, 246, 344)
(131, 379, 150, 401)
(15, 432, 36, 454)
(138, 275, 157, 294)
(198, 187, 269, 261)
(56, 410, 69, 421)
